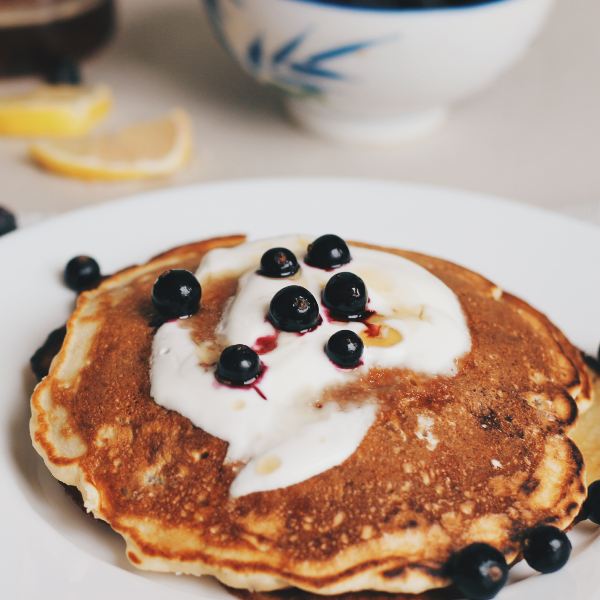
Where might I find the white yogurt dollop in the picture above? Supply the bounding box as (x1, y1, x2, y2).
(150, 236, 471, 497)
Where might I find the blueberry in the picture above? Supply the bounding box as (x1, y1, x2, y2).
(46, 58, 81, 85)
(305, 234, 351, 270)
(577, 499, 591, 522)
(583, 480, 600, 524)
(325, 330, 364, 368)
(216, 344, 261, 385)
(259, 247, 300, 278)
(0, 206, 17, 236)
(64, 256, 101, 292)
(447, 543, 508, 600)
(30, 325, 67, 381)
(322, 272, 368, 320)
(583, 352, 600, 374)
(151, 269, 201, 319)
(268, 285, 321, 332)
(523, 525, 571, 573)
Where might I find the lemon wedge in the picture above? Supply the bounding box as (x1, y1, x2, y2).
(29, 109, 193, 181)
(0, 84, 111, 136)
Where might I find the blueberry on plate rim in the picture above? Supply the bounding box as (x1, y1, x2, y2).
(522, 525, 571, 574)
(583, 345, 600, 374)
(268, 285, 321, 332)
(447, 542, 508, 600)
(258, 247, 300, 278)
(152, 269, 201, 319)
(0, 206, 17, 237)
(322, 272, 368, 320)
(216, 344, 262, 386)
(582, 479, 600, 524)
(325, 330, 364, 368)
(30, 325, 67, 381)
(305, 234, 351, 270)
(64, 255, 102, 292)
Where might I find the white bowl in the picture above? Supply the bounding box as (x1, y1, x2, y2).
(203, 0, 554, 143)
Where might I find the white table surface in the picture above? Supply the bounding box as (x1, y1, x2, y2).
(0, 0, 599, 225)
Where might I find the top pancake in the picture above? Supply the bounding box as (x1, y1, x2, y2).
(30, 236, 590, 595)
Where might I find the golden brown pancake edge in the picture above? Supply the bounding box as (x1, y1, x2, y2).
(30, 236, 591, 595)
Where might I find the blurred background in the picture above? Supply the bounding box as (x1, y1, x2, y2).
(0, 0, 598, 223)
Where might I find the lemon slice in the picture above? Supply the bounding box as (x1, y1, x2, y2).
(0, 84, 111, 136)
(29, 109, 193, 181)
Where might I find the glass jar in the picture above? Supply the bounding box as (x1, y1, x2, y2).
(0, 0, 115, 77)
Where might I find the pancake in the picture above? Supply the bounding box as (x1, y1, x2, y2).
(30, 236, 590, 595)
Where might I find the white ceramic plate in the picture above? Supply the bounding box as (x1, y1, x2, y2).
(2, 179, 599, 600)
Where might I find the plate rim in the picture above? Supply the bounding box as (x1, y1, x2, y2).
(2, 176, 598, 250)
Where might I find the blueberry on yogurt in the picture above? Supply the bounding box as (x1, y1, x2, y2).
(322, 272, 368, 320)
(259, 247, 300, 278)
(305, 234, 351, 270)
(268, 285, 321, 332)
(216, 344, 262, 386)
(325, 330, 364, 368)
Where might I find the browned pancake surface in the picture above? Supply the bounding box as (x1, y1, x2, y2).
(30, 236, 589, 594)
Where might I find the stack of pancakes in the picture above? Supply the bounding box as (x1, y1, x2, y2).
(30, 236, 592, 597)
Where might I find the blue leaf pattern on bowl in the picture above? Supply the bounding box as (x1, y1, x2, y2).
(247, 37, 264, 69)
(272, 32, 307, 65)
(204, 0, 388, 96)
